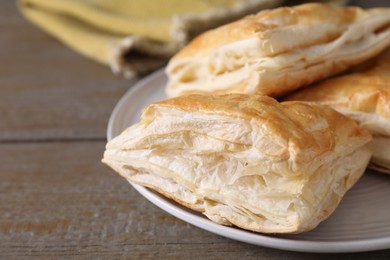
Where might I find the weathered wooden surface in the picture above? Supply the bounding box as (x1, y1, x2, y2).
(1, 0, 390, 259)
(0, 1, 134, 141)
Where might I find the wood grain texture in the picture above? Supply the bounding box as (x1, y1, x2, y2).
(1, 0, 390, 259)
(0, 2, 136, 141)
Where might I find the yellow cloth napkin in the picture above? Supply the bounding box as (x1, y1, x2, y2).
(19, 0, 284, 77)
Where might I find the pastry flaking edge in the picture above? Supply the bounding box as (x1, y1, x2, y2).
(103, 94, 372, 234)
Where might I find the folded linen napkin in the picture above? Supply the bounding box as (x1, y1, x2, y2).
(19, 0, 285, 77)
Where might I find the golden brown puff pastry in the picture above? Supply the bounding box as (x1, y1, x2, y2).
(285, 55, 390, 174)
(165, 3, 390, 98)
(102, 94, 372, 234)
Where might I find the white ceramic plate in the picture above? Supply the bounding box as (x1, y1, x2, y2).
(107, 69, 390, 253)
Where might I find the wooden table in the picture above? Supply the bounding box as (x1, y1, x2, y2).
(1, 1, 390, 259)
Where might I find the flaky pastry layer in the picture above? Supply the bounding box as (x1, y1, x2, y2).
(166, 3, 390, 98)
(103, 94, 372, 233)
(285, 56, 390, 173)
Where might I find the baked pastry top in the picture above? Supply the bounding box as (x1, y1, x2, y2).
(166, 3, 390, 98)
(285, 55, 390, 173)
(103, 94, 372, 233)
(285, 56, 390, 136)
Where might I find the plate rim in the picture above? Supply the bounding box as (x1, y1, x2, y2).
(107, 69, 390, 253)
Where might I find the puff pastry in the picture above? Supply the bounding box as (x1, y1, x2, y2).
(102, 94, 372, 233)
(166, 3, 390, 98)
(285, 55, 390, 173)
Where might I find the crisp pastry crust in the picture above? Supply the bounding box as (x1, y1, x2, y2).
(102, 94, 372, 233)
(285, 56, 390, 173)
(166, 3, 390, 97)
